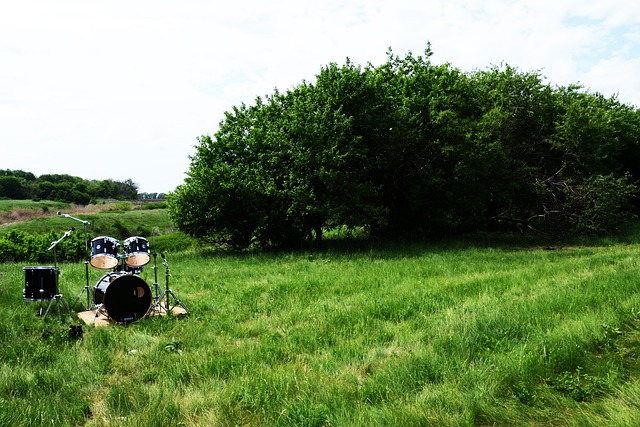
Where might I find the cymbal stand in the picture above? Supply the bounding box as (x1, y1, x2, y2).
(146, 254, 163, 316)
(44, 229, 74, 321)
(58, 212, 94, 310)
(151, 253, 161, 302)
(152, 253, 189, 315)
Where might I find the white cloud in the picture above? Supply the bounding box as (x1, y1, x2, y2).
(1, 0, 639, 192)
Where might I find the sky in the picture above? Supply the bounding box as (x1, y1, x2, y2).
(1, 1, 639, 194)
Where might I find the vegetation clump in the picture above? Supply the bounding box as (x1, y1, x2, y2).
(0, 170, 138, 204)
(169, 45, 640, 249)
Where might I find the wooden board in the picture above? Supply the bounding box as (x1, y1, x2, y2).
(77, 305, 188, 326)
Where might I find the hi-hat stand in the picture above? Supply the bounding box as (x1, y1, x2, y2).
(149, 253, 189, 315)
(44, 228, 74, 321)
(58, 212, 94, 310)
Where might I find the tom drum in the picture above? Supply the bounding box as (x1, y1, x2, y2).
(123, 236, 150, 267)
(90, 236, 120, 270)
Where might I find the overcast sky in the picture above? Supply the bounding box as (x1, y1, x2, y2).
(2, 0, 639, 193)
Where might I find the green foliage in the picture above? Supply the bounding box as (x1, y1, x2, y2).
(0, 176, 30, 199)
(552, 366, 610, 401)
(0, 169, 139, 203)
(0, 229, 86, 263)
(170, 45, 640, 248)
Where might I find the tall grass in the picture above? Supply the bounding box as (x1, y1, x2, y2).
(3, 233, 640, 425)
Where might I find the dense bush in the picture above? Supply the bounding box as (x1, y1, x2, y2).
(0, 230, 87, 263)
(168, 46, 640, 248)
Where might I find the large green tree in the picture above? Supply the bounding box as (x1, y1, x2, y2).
(169, 47, 640, 248)
(169, 80, 381, 248)
(0, 176, 29, 199)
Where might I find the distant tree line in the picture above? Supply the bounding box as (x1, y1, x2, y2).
(0, 170, 138, 204)
(168, 45, 640, 249)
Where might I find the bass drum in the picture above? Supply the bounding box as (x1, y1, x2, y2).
(94, 273, 151, 323)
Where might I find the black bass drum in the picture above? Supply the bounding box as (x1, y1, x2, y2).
(94, 273, 151, 323)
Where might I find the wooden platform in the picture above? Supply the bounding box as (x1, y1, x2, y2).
(77, 305, 188, 326)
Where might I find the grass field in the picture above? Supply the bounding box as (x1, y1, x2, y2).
(2, 202, 640, 425)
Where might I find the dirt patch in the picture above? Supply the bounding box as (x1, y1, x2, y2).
(0, 204, 116, 225)
(0, 208, 54, 225)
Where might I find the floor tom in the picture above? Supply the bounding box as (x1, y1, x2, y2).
(23, 266, 59, 301)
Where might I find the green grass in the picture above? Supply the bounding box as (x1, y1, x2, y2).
(3, 231, 640, 425)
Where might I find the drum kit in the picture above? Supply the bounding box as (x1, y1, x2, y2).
(23, 212, 188, 324)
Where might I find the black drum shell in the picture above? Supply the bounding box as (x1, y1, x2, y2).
(23, 266, 59, 301)
(94, 273, 151, 323)
(123, 236, 150, 267)
(90, 236, 120, 270)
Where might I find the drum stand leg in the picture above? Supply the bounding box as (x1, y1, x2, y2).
(74, 261, 94, 310)
(42, 294, 73, 321)
(93, 304, 110, 323)
(154, 288, 189, 314)
(151, 253, 161, 303)
(150, 253, 189, 315)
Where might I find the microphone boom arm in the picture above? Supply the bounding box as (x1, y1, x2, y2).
(57, 211, 90, 225)
(48, 228, 75, 251)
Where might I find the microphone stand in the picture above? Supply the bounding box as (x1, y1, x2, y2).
(58, 212, 93, 310)
(43, 228, 74, 321)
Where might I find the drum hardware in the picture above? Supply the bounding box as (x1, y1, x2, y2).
(38, 229, 75, 321)
(150, 253, 161, 302)
(58, 211, 94, 310)
(48, 227, 75, 254)
(114, 260, 144, 275)
(149, 253, 189, 315)
(41, 290, 74, 321)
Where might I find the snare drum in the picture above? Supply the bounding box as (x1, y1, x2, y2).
(23, 266, 59, 301)
(123, 236, 150, 267)
(90, 236, 120, 270)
